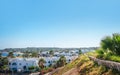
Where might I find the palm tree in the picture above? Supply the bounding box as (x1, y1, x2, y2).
(112, 33, 120, 55)
(49, 50, 54, 56)
(101, 36, 113, 52)
(38, 58, 46, 75)
(100, 33, 120, 55)
(38, 58, 46, 69)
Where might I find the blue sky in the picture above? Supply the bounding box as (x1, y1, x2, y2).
(0, 0, 120, 49)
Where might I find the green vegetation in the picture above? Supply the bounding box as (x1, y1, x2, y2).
(38, 58, 56, 74)
(96, 33, 120, 62)
(56, 56, 66, 67)
(38, 56, 67, 74)
(53, 54, 120, 75)
(28, 66, 35, 71)
(96, 50, 120, 62)
(38, 58, 46, 69)
(28, 66, 40, 72)
(0, 57, 9, 71)
(22, 51, 30, 58)
(78, 49, 82, 55)
(101, 33, 120, 55)
(53, 33, 120, 75)
(31, 52, 38, 57)
(56, 55, 89, 74)
(8, 52, 14, 58)
(49, 50, 54, 56)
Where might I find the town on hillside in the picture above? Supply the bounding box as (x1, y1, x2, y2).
(0, 47, 97, 75)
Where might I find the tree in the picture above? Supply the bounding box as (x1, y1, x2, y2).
(0, 57, 9, 71)
(8, 52, 14, 58)
(28, 66, 35, 72)
(56, 56, 66, 67)
(38, 58, 46, 75)
(38, 58, 46, 69)
(49, 50, 54, 56)
(112, 33, 120, 55)
(2, 57, 8, 65)
(23, 51, 30, 58)
(31, 52, 38, 57)
(101, 36, 113, 52)
(100, 33, 120, 55)
(79, 49, 82, 55)
(2, 65, 9, 74)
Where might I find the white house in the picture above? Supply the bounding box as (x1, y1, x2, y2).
(14, 52, 23, 56)
(8, 58, 39, 72)
(41, 57, 60, 67)
(8, 55, 78, 72)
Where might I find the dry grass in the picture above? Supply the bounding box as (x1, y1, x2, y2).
(53, 53, 120, 75)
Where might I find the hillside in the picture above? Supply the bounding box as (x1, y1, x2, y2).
(52, 54, 120, 75)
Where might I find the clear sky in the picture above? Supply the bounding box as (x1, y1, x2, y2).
(0, 0, 120, 49)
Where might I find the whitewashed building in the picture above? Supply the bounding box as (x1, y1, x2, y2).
(8, 58, 39, 72)
(8, 55, 78, 72)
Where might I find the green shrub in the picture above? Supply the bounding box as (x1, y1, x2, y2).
(109, 55, 120, 62)
(35, 66, 40, 71)
(96, 49, 104, 55)
(28, 66, 35, 70)
(98, 66, 108, 74)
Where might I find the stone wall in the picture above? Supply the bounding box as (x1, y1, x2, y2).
(89, 56, 120, 71)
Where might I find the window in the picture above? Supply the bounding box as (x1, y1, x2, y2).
(19, 63, 21, 65)
(12, 63, 17, 65)
(23, 66, 27, 70)
(48, 61, 50, 63)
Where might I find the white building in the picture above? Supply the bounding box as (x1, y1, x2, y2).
(39, 57, 59, 67)
(8, 58, 39, 72)
(8, 55, 78, 72)
(14, 52, 23, 56)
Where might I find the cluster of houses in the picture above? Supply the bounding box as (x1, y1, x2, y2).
(8, 58, 38, 72)
(8, 56, 78, 72)
(5, 50, 79, 72)
(0, 48, 96, 72)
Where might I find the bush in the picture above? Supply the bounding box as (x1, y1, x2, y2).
(100, 33, 120, 55)
(103, 51, 113, 60)
(96, 49, 104, 55)
(35, 66, 40, 71)
(28, 66, 35, 70)
(98, 66, 108, 74)
(109, 55, 120, 62)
